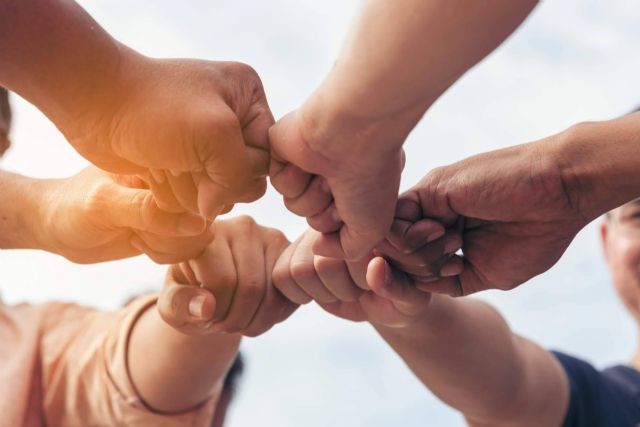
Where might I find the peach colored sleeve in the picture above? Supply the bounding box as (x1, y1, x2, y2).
(39, 295, 217, 427)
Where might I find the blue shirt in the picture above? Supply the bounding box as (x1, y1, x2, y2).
(553, 351, 640, 426)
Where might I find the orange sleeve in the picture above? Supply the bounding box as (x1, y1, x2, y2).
(39, 295, 217, 427)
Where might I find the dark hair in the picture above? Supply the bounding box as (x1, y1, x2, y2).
(0, 87, 11, 157)
(223, 353, 245, 398)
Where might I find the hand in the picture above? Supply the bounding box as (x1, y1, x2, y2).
(158, 216, 297, 337)
(269, 101, 416, 261)
(398, 136, 590, 296)
(272, 225, 454, 304)
(273, 229, 439, 329)
(62, 56, 273, 219)
(39, 166, 214, 264)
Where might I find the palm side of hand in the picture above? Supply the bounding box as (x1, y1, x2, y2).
(407, 141, 588, 295)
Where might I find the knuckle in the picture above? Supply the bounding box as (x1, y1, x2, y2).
(289, 261, 315, 283)
(231, 215, 257, 231)
(241, 276, 265, 297)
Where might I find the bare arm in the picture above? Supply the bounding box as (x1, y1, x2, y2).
(375, 295, 568, 427)
(0, 0, 123, 127)
(128, 300, 241, 413)
(307, 0, 539, 147)
(129, 217, 295, 413)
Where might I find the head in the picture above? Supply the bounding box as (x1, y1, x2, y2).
(0, 87, 10, 157)
(601, 199, 640, 322)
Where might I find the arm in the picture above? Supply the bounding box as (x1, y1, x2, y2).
(0, 170, 48, 250)
(128, 295, 241, 413)
(274, 231, 568, 426)
(0, 166, 212, 263)
(0, 0, 273, 218)
(0, 0, 122, 127)
(269, 0, 538, 260)
(129, 216, 296, 413)
(392, 111, 640, 296)
(375, 294, 568, 427)
(308, 0, 539, 137)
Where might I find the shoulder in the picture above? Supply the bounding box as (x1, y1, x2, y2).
(552, 351, 640, 427)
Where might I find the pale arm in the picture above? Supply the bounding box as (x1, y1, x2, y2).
(375, 295, 569, 427)
(306, 0, 539, 146)
(0, 0, 124, 128)
(128, 303, 241, 413)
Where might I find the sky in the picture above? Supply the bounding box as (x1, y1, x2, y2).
(1, 1, 640, 426)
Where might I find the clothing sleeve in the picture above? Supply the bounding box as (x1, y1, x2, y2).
(38, 295, 217, 427)
(553, 351, 640, 427)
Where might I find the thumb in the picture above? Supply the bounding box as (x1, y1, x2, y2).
(158, 278, 217, 335)
(108, 186, 207, 236)
(366, 257, 431, 315)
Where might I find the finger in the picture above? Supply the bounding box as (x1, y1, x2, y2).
(144, 171, 185, 213)
(272, 237, 313, 305)
(289, 237, 338, 303)
(366, 257, 431, 315)
(158, 280, 217, 336)
(307, 202, 342, 234)
(166, 172, 199, 213)
(386, 218, 445, 253)
(269, 162, 313, 199)
(134, 226, 215, 260)
(247, 146, 271, 178)
(313, 222, 384, 261)
(284, 175, 333, 218)
(197, 110, 254, 219)
(314, 256, 364, 302)
(109, 185, 208, 236)
(245, 234, 297, 336)
(215, 225, 268, 333)
(394, 196, 422, 222)
(189, 237, 239, 320)
(377, 230, 462, 277)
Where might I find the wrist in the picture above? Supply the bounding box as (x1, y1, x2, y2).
(299, 85, 425, 163)
(550, 117, 640, 220)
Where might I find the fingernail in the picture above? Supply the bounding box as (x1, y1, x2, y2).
(178, 213, 206, 235)
(444, 236, 462, 254)
(440, 263, 462, 277)
(189, 295, 206, 318)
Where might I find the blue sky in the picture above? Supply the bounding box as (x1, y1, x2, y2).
(1, 1, 640, 425)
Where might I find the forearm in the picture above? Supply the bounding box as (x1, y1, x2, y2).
(374, 295, 567, 426)
(0, 0, 128, 127)
(128, 304, 241, 413)
(307, 0, 538, 140)
(553, 112, 640, 220)
(0, 170, 51, 250)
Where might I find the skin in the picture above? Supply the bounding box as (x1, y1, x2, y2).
(129, 216, 296, 413)
(601, 201, 640, 370)
(394, 113, 640, 296)
(0, 0, 272, 221)
(0, 166, 214, 263)
(269, 0, 539, 261)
